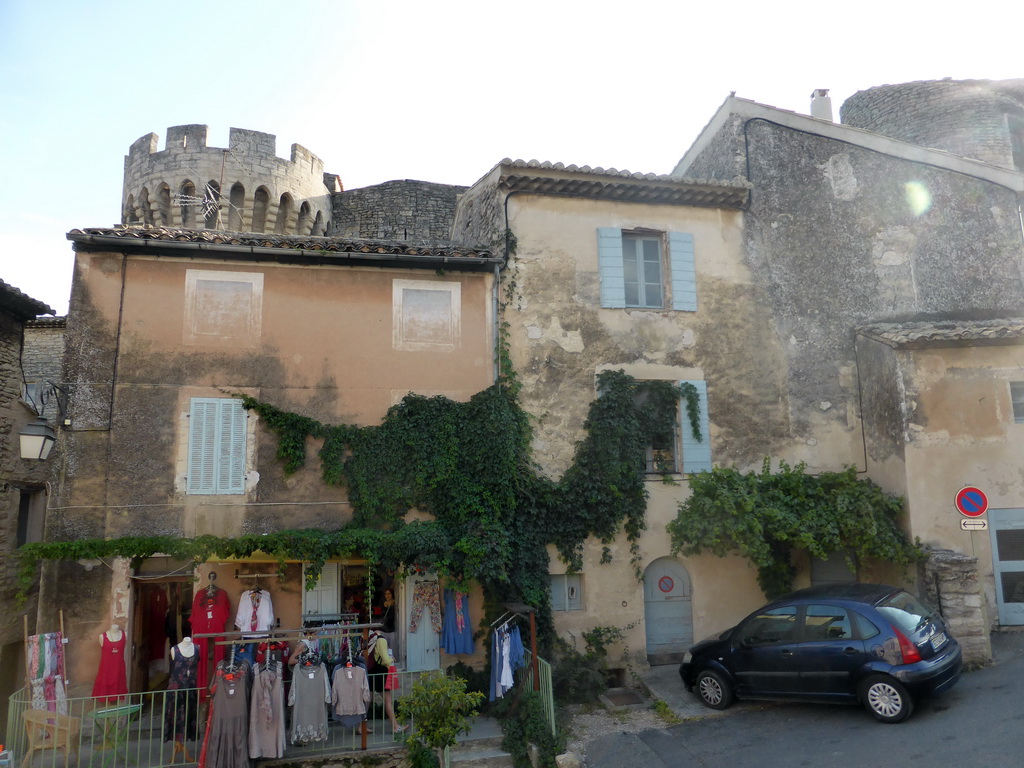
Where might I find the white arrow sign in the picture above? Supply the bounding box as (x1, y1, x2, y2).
(960, 518, 988, 531)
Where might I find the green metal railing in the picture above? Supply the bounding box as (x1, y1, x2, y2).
(519, 652, 556, 736)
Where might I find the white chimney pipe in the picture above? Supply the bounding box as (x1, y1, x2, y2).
(810, 89, 833, 121)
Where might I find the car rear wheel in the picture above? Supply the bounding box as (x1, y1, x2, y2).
(859, 675, 913, 723)
(695, 670, 734, 710)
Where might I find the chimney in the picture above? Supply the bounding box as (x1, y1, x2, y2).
(810, 89, 833, 122)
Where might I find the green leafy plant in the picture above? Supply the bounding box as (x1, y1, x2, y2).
(492, 688, 565, 768)
(667, 459, 920, 598)
(400, 672, 484, 765)
(552, 623, 636, 704)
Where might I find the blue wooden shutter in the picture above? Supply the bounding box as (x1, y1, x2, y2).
(219, 399, 247, 493)
(680, 380, 711, 474)
(597, 228, 626, 308)
(668, 232, 696, 311)
(188, 398, 246, 494)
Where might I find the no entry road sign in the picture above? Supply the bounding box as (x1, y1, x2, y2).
(955, 486, 988, 518)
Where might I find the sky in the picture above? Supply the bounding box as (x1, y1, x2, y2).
(1, 0, 1022, 316)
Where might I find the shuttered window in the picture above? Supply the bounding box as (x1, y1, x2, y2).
(187, 397, 247, 494)
(597, 228, 696, 311)
(680, 379, 711, 474)
(550, 574, 583, 611)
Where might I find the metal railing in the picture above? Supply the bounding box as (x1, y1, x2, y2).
(6, 658, 555, 767)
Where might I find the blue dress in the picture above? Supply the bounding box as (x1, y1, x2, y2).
(441, 589, 475, 654)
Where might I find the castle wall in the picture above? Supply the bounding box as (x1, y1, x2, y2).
(332, 180, 468, 243)
(122, 126, 332, 235)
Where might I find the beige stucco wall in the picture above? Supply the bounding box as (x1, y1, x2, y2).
(503, 193, 782, 666)
(48, 248, 497, 688)
(899, 343, 1024, 625)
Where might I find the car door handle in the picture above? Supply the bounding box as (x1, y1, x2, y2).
(780, 650, 794, 657)
(843, 647, 858, 655)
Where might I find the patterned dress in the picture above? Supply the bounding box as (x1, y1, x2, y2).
(163, 645, 199, 744)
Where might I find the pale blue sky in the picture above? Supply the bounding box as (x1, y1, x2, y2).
(1, 0, 1020, 314)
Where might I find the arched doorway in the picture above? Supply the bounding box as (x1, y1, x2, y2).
(643, 557, 693, 665)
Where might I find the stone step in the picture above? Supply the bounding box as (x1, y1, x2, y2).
(449, 746, 514, 767)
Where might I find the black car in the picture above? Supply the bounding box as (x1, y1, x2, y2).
(679, 583, 962, 723)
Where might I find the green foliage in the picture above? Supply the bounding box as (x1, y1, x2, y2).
(21, 371, 693, 643)
(493, 689, 565, 768)
(667, 459, 920, 599)
(400, 671, 484, 758)
(551, 623, 635, 704)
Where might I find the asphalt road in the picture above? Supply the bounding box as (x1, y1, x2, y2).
(588, 630, 1024, 768)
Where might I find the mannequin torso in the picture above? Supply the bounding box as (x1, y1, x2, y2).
(177, 637, 195, 657)
(100, 623, 123, 645)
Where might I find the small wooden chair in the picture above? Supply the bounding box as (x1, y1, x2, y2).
(21, 709, 81, 768)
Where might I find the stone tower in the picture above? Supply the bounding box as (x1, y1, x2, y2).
(122, 125, 339, 235)
(840, 78, 1024, 172)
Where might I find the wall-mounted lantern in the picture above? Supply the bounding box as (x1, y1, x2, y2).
(19, 417, 56, 460)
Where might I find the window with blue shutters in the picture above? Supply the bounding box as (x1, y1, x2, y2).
(187, 397, 247, 494)
(635, 379, 711, 475)
(597, 228, 696, 311)
(550, 574, 583, 611)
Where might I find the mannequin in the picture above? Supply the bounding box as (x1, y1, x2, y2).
(165, 636, 200, 760)
(99, 623, 123, 644)
(177, 637, 196, 657)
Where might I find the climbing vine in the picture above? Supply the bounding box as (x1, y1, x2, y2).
(666, 459, 920, 599)
(19, 370, 698, 650)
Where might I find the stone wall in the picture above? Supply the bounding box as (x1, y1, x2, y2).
(840, 79, 1024, 170)
(23, 317, 66, 422)
(921, 549, 992, 666)
(123, 125, 333, 234)
(332, 180, 468, 243)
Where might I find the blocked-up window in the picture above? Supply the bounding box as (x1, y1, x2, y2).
(187, 398, 247, 495)
(393, 279, 461, 351)
(550, 574, 583, 611)
(184, 269, 263, 346)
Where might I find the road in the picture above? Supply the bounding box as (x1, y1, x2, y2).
(587, 630, 1024, 767)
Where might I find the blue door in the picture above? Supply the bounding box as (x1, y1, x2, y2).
(643, 558, 693, 664)
(989, 508, 1024, 625)
(729, 604, 802, 695)
(402, 575, 440, 672)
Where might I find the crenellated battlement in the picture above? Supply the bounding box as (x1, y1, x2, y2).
(122, 125, 332, 235)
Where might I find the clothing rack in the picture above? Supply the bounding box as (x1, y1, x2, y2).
(194, 622, 382, 646)
(301, 612, 360, 626)
(492, 603, 539, 692)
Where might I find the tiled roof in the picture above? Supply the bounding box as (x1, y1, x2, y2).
(0, 278, 55, 319)
(67, 227, 499, 270)
(493, 159, 751, 208)
(857, 318, 1024, 347)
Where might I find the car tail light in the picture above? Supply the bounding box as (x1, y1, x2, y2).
(893, 627, 922, 664)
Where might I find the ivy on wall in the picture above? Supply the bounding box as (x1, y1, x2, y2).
(19, 371, 697, 647)
(666, 459, 920, 599)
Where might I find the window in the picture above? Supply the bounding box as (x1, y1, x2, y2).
(393, 279, 461, 351)
(803, 604, 853, 641)
(550, 574, 583, 611)
(634, 379, 711, 475)
(735, 605, 797, 647)
(1011, 381, 1024, 423)
(16, 487, 46, 547)
(597, 228, 696, 311)
(187, 397, 247, 494)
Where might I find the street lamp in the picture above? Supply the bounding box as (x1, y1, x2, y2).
(19, 416, 56, 461)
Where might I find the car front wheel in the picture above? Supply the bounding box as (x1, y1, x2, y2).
(859, 675, 914, 723)
(695, 670, 734, 710)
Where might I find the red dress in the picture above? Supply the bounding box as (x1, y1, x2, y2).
(92, 632, 128, 702)
(191, 586, 232, 701)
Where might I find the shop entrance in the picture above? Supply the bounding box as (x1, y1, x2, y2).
(130, 579, 193, 692)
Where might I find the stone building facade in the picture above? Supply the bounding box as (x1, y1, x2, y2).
(0, 280, 56, 729)
(333, 180, 468, 242)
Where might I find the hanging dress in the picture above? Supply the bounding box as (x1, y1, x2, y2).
(191, 585, 232, 700)
(163, 645, 199, 744)
(248, 661, 286, 759)
(200, 659, 251, 768)
(331, 664, 370, 728)
(92, 632, 128, 702)
(441, 589, 475, 654)
(288, 641, 330, 744)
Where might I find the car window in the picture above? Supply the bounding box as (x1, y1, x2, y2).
(735, 605, 798, 647)
(851, 610, 880, 640)
(803, 604, 853, 641)
(875, 590, 935, 633)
